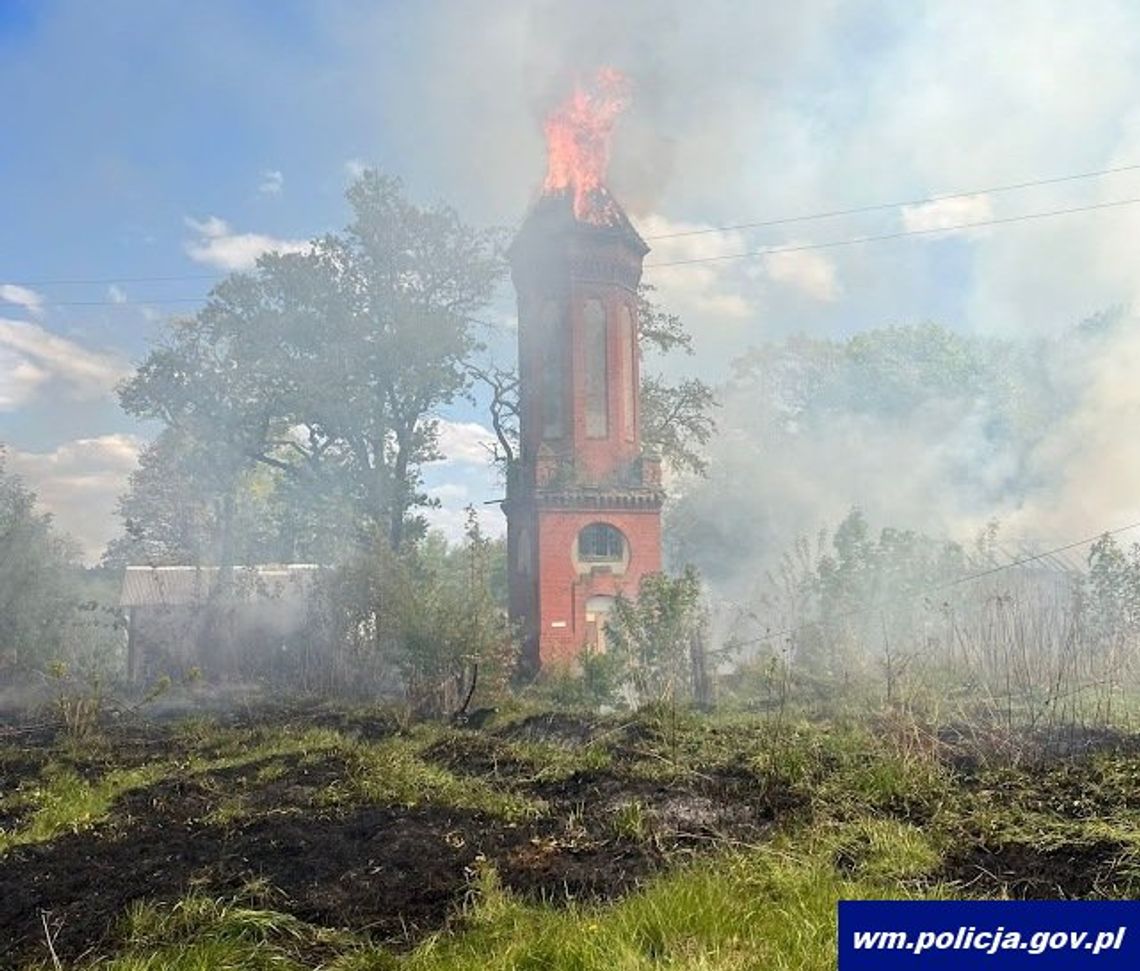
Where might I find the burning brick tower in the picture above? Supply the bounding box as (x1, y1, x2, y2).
(505, 70, 663, 672)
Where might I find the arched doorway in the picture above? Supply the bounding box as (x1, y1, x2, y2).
(584, 594, 616, 655)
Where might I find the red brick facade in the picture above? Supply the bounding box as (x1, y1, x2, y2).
(504, 191, 664, 672)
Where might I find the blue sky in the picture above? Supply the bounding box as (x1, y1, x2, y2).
(4, 0, 1140, 558)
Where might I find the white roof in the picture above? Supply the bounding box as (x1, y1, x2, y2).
(120, 564, 322, 607)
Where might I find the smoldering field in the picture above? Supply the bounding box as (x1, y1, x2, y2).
(8, 254, 1140, 971)
(9, 4, 1140, 967)
(8, 213, 1140, 971)
(5, 703, 1140, 970)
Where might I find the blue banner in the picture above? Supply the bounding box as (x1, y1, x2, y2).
(839, 900, 1140, 970)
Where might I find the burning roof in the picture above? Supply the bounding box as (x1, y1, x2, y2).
(542, 67, 631, 224)
(516, 185, 648, 253)
(513, 67, 648, 257)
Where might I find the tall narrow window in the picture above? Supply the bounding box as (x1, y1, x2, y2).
(540, 300, 566, 439)
(584, 298, 608, 438)
(618, 304, 636, 441)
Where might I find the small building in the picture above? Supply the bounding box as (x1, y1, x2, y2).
(119, 564, 321, 683)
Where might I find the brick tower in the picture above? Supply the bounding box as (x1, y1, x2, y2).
(505, 187, 664, 673)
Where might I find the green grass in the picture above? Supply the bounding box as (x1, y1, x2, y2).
(11, 704, 1140, 969)
(1, 722, 544, 852)
(67, 894, 354, 971)
(0, 726, 348, 852)
(319, 736, 544, 822)
(0, 762, 168, 852)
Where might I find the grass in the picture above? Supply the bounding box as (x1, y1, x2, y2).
(1, 722, 543, 852)
(318, 735, 545, 822)
(9, 703, 1140, 969)
(59, 826, 954, 971)
(611, 799, 654, 842)
(0, 726, 348, 851)
(0, 762, 168, 852)
(71, 894, 350, 971)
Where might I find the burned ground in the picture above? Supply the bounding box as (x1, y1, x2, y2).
(2, 706, 1140, 969)
(0, 709, 785, 967)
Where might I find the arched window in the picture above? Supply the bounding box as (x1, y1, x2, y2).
(578, 523, 625, 562)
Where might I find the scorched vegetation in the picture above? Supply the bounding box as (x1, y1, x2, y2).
(3, 700, 1140, 970)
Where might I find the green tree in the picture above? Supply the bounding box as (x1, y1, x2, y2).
(1086, 533, 1140, 643)
(103, 428, 347, 568)
(0, 450, 81, 670)
(116, 169, 504, 565)
(316, 509, 515, 712)
(667, 322, 1044, 585)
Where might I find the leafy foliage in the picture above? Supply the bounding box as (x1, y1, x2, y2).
(605, 567, 706, 705)
(0, 451, 124, 676)
(1086, 532, 1140, 643)
(315, 509, 515, 712)
(636, 284, 717, 476)
(0, 450, 80, 670)
(117, 169, 504, 562)
(667, 322, 1053, 583)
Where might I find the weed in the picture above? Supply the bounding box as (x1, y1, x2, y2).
(318, 737, 544, 822)
(0, 762, 166, 853)
(611, 799, 653, 843)
(47, 661, 102, 740)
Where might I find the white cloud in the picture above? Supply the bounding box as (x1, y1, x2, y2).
(258, 168, 284, 195)
(432, 419, 496, 465)
(344, 158, 368, 180)
(423, 481, 504, 544)
(0, 346, 49, 410)
(427, 482, 469, 503)
(0, 283, 44, 316)
(764, 246, 840, 301)
(901, 195, 994, 237)
(6, 434, 143, 563)
(184, 215, 308, 271)
(107, 284, 127, 304)
(639, 214, 756, 338)
(0, 318, 130, 409)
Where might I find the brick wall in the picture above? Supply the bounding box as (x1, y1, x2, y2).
(533, 507, 662, 667)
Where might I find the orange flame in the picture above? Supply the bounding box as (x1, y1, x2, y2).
(542, 68, 631, 222)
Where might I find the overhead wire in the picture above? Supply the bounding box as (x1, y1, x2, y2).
(6, 196, 1139, 308)
(641, 161, 1140, 240)
(6, 160, 1140, 290)
(644, 196, 1140, 269)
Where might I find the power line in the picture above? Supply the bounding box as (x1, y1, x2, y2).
(6, 161, 1140, 290)
(1, 297, 503, 332)
(4, 273, 221, 287)
(731, 518, 1140, 651)
(15, 194, 1140, 307)
(29, 298, 206, 308)
(644, 196, 1140, 269)
(642, 161, 1140, 241)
